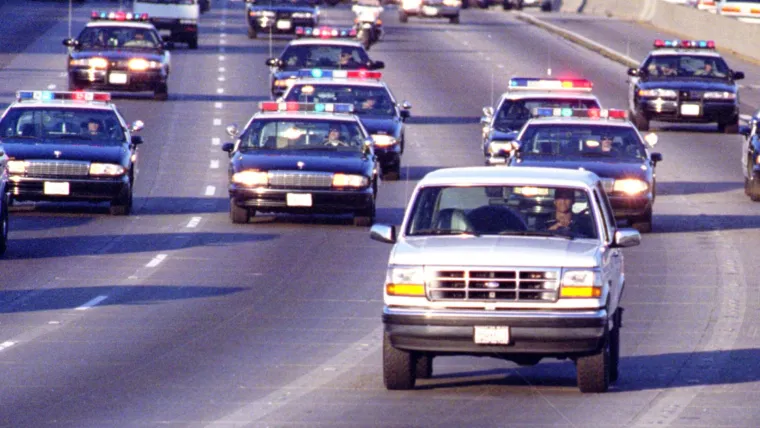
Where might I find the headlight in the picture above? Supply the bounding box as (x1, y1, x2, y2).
(613, 178, 649, 195)
(756, 154, 760, 165)
(291, 12, 313, 18)
(128, 58, 160, 71)
(385, 265, 426, 297)
(443, 0, 461, 6)
(559, 269, 601, 298)
(703, 91, 736, 100)
(89, 163, 125, 176)
(179, 19, 197, 24)
(332, 173, 369, 188)
(402, 0, 422, 8)
(372, 134, 397, 147)
(250, 10, 276, 17)
(232, 170, 269, 186)
(73, 57, 108, 69)
(638, 88, 677, 98)
(7, 160, 27, 174)
(488, 141, 515, 155)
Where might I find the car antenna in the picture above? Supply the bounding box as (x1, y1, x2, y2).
(67, 0, 73, 39)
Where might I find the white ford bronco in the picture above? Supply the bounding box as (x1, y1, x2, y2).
(370, 166, 641, 393)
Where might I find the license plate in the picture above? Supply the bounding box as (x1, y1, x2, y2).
(286, 193, 312, 207)
(109, 72, 128, 85)
(422, 6, 439, 15)
(680, 103, 701, 116)
(276, 20, 292, 30)
(44, 181, 70, 196)
(474, 326, 510, 345)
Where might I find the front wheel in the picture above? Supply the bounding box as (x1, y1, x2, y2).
(188, 37, 198, 50)
(632, 110, 649, 132)
(247, 26, 258, 39)
(353, 200, 375, 227)
(630, 207, 652, 233)
(576, 333, 611, 393)
(230, 199, 251, 224)
(110, 185, 133, 216)
(0, 196, 8, 255)
(154, 82, 169, 101)
(718, 118, 739, 134)
(747, 173, 760, 201)
(449, 14, 460, 24)
(383, 332, 416, 390)
(399, 12, 408, 23)
(359, 30, 371, 50)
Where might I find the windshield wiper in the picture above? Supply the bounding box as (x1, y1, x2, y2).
(412, 228, 480, 237)
(497, 230, 574, 240)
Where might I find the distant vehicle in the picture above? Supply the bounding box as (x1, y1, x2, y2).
(399, 0, 461, 24)
(716, 0, 760, 23)
(133, 0, 200, 49)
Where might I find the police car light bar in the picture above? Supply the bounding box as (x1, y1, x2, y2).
(16, 91, 111, 103)
(91, 10, 150, 21)
(532, 107, 628, 120)
(654, 39, 715, 49)
(295, 69, 382, 80)
(259, 102, 355, 113)
(509, 77, 593, 92)
(295, 26, 357, 38)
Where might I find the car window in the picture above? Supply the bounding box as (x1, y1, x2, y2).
(643, 54, 730, 78)
(280, 45, 370, 70)
(0, 108, 126, 144)
(517, 124, 647, 160)
(78, 27, 161, 50)
(406, 185, 599, 240)
(238, 119, 366, 151)
(493, 98, 600, 132)
(284, 84, 395, 116)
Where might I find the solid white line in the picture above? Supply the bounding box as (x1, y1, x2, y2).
(205, 185, 216, 196)
(213, 118, 222, 126)
(0, 341, 16, 351)
(75, 295, 108, 311)
(186, 216, 202, 228)
(215, 102, 223, 109)
(146, 254, 168, 268)
(210, 160, 220, 169)
(217, 88, 225, 94)
(220, 33, 227, 38)
(212, 137, 221, 146)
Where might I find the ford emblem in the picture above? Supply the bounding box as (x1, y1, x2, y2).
(484, 281, 500, 289)
(297, 161, 305, 169)
(54, 150, 61, 158)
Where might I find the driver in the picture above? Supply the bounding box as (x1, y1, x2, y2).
(545, 188, 579, 235)
(324, 126, 345, 146)
(338, 49, 356, 67)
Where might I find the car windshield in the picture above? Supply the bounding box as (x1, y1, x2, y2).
(238, 118, 367, 151)
(493, 98, 601, 132)
(643, 54, 730, 79)
(77, 26, 161, 50)
(0, 108, 126, 145)
(284, 84, 395, 116)
(406, 185, 598, 240)
(517, 124, 648, 161)
(279, 45, 371, 71)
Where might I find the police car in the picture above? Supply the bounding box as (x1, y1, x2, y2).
(266, 31, 385, 98)
(222, 102, 378, 226)
(0, 145, 8, 255)
(506, 108, 663, 233)
(0, 91, 144, 215)
(627, 40, 744, 133)
(280, 69, 411, 180)
(63, 11, 171, 101)
(245, 0, 319, 39)
(482, 78, 601, 165)
(399, 0, 461, 24)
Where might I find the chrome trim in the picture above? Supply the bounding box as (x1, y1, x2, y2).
(384, 306, 607, 319)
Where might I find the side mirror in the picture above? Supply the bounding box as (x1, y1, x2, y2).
(130, 135, 144, 145)
(363, 139, 374, 154)
(62, 38, 77, 47)
(370, 224, 396, 244)
(401, 100, 411, 110)
(221, 142, 235, 153)
(265, 58, 281, 67)
(733, 70, 745, 80)
(627, 68, 640, 77)
(650, 152, 663, 164)
(226, 124, 239, 138)
(482, 106, 494, 117)
(480, 116, 491, 125)
(643, 132, 658, 147)
(612, 228, 641, 248)
(400, 110, 410, 120)
(130, 120, 144, 133)
(370, 60, 385, 70)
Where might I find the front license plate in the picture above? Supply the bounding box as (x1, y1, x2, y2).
(680, 103, 701, 116)
(109, 72, 128, 85)
(276, 20, 292, 30)
(286, 193, 312, 207)
(474, 326, 510, 345)
(44, 181, 70, 196)
(422, 6, 439, 15)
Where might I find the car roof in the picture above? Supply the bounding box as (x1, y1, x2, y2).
(287, 39, 364, 48)
(500, 92, 600, 102)
(649, 49, 722, 58)
(417, 166, 600, 189)
(288, 79, 386, 88)
(253, 111, 361, 121)
(84, 22, 157, 30)
(523, 117, 635, 128)
(9, 100, 114, 111)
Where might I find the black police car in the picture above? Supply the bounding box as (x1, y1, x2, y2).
(245, 0, 319, 39)
(222, 102, 378, 226)
(0, 145, 8, 255)
(507, 108, 663, 233)
(63, 11, 171, 101)
(266, 36, 385, 98)
(627, 39, 744, 133)
(0, 91, 144, 215)
(281, 70, 411, 180)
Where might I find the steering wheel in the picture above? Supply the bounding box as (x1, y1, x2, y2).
(324, 140, 350, 147)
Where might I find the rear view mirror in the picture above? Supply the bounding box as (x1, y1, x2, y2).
(650, 152, 663, 163)
(733, 70, 745, 80)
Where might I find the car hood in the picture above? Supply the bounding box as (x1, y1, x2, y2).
(488, 129, 519, 141)
(511, 158, 649, 180)
(357, 116, 400, 136)
(71, 50, 164, 62)
(235, 150, 371, 175)
(639, 78, 737, 92)
(1, 140, 126, 163)
(392, 236, 600, 268)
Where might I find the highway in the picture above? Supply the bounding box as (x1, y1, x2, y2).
(1, 0, 759, 426)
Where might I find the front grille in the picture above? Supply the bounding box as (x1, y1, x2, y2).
(428, 268, 560, 302)
(25, 160, 90, 178)
(600, 178, 615, 193)
(268, 170, 333, 189)
(680, 90, 703, 101)
(276, 11, 292, 19)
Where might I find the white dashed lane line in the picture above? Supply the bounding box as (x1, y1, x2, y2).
(215, 102, 223, 109)
(219, 55, 225, 61)
(186, 217, 202, 228)
(212, 137, 220, 146)
(218, 67, 226, 72)
(213, 118, 222, 126)
(217, 88, 224, 94)
(210, 160, 220, 169)
(145, 254, 168, 268)
(0, 341, 16, 352)
(75, 295, 108, 311)
(218, 76, 226, 82)
(205, 185, 216, 196)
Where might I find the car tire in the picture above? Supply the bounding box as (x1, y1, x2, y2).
(477, 0, 488, 8)
(514, 0, 523, 9)
(154, 83, 169, 101)
(188, 37, 198, 50)
(609, 315, 621, 383)
(631, 110, 649, 132)
(502, 1, 513, 10)
(576, 332, 610, 393)
(540, 0, 552, 11)
(230, 199, 251, 224)
(399, 12, 408, 23)
(382, 167, 401, 181)
(630, 208, 652, 233)
(248, 26, 258, 39)
(450, 14, 460, 24)
(110, 185, 133, 216)
(461, 0, 469, 8)
(353, 200, 375, 227)
(359, 30, 371, 50)
(383, 332, 416, 390)
(415, 354, 433, 379)
(748, 173, 760, 201)
(719, 119, 739, 134)
(0, 195, 8, 256)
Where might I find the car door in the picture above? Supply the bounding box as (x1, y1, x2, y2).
(593, 184, 622, 313)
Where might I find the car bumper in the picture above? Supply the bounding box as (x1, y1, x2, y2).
(8, 176, 129, 202)
(69, 68, 166, 92)
(229, 185, 374, 214)
(383, 307, 608, 356)
(608, 194, 653, 219)
(638, 99, 738, 123)
(375, 148, 401, 169)
(401, 5, 459, 17)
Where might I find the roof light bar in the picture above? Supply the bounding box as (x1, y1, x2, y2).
(295, 26, 357, 38)
(258, 102, 355, 113)
(16, 91, 111, 103)
(91, 10, 150, 21)
(653, 39, 715, 49)
(532, 107, 627, 120)
(295, 69, 382, 80)
(509, 77, 593, 92)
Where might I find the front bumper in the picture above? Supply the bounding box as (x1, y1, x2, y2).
(637, 98, 738, 123)
(8, 175, 129, 202)
(229, 185, 374, 214)
(608, 193, 653, 219)
(69, 68, 166, 92)
(384, 307, 608, 356)
(401, 5, 459, 17)
(375, 147, 401, 170)
(247, 16, 316, 33)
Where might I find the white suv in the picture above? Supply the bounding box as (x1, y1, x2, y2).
(370, 166, 641, 393)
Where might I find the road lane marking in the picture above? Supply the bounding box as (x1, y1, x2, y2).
(220, 39, 227, 45)
(218, 67, 226, 73)
(210, 160, 220, 169)
(0, 341, 16, 352)
(146, 254, 168, 268)
(217, 88, 224, 94)
(212, 137, 220, 145)
(213, 118, 222, 126)
(75, 295, 108, 311)
(218, 76, 226, 82)
(186, 216, 202, 228)
(220, 33, 226, 38)
(215, 102, 223, 109)
(219, 55, 225, 61)
(47, 84, 56, 89)
(205, 185, 216, 196)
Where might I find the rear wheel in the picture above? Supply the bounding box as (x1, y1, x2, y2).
(748, 172, 760, 201)
(719, 118, 739, 134)
(540, 0, 552, 11)
(609, 313, 621, 383)
(383, 332, 416, 390)
(188, 36, 198, 50)
(68, 77, 83, 92)
(154, 82, 169, 101)
(632, 110, 649, 132)
(0, 195, 8, 256)
(230, 199, 251, 224)
(502, 0, 513, 10)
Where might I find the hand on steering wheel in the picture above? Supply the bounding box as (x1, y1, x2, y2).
(324, 140, 349, 147)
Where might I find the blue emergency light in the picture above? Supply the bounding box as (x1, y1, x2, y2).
(532, 107, 627, 119)
(17, 91, 111, 103)
(259, 101, 355, 113)
(509, 77, 593, 91)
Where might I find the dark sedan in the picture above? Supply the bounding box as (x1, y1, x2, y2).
(245, 0, 319, 39)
